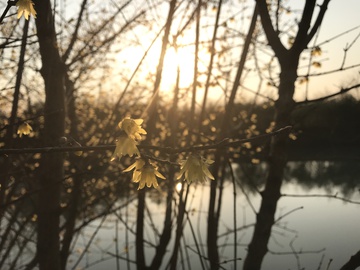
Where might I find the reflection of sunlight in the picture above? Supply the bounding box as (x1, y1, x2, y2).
(175, 182, 182, 192)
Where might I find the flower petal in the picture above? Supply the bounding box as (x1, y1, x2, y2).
(154, 170, 166, 179)
(133, 119, 143, 125)
(123, 162, 137, 172)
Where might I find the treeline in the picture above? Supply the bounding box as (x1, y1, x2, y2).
(2, 93, 359, 161)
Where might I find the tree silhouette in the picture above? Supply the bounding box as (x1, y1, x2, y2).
(0, 1, 359, 270)
(243, 1, 331, 269)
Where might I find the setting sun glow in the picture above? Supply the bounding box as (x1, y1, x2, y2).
(117, 37, 210, 97)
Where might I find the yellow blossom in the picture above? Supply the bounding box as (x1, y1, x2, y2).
(16, 0, 37, 20)
(312, 61, 322, 68)
(110, 135, 140, 161)
(72, 140, 83, 156)
(177, 154, 215, 184)
(298, 76, 309, 84)
(123, 159, 145, 182)
(17, 122, 32, 137)
(124, 159, 165, 190)
(311, 46, 322, 56)
(251, 158, 260, 164)
(118, 117, 147, 141)
(289, 133, 297, 140)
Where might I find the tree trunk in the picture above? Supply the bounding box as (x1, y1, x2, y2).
(206, 5, 258, 269)
(136, 189, 146, 270)
(243, 66, 297, 270)
(34, 0, 66, 269)
(243, 0, 332, 267)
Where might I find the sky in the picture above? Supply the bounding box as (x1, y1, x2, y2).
(233, 0, 360, 102)
(120, 0, 360, 103)
(2, 0, 358, 104)
(296, 0, 360, 100)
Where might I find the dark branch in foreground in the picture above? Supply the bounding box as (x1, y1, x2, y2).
(0, 0, 17, 24)
(340, 250, 360, 270)
(0, 126, 292, 155)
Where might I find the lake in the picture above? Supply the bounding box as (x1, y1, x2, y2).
(67, 161, 360, 270)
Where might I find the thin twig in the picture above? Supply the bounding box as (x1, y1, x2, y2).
(274, 206, 303, 224)
(296, 83, 360, 105)
(326, 259, 333, 270)
(316, 254, 325, 270)
(185, 210, 206, 270)
(268, 247, 326, 255)
(0, 0, 18, 24)
(281, 193, 360, 205)
(289, 235, 302, 270)
(71, 214, 108, 270)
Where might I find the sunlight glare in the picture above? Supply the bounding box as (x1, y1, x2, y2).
(175, 182, 182, 192)
(153, 45, 196, 92)
(117, 38, 209, 95)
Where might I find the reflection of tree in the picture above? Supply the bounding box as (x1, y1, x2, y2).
(235, 160, 360, 197)
(288, 161, 360, 196)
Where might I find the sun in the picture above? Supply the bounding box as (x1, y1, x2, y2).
(116, 37, 210, 98)
(148, 43, 199, 93)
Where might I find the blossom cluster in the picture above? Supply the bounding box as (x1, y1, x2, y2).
(17, 122, 33, 137)
(177, 154, 214, 184)
(111, 117, 215, 190)
(16, 0, 37, 20)
(110, 117, 146, 161)
(123, 159, 165, 190)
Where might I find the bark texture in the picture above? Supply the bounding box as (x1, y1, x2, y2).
(34, 0, 66, 269)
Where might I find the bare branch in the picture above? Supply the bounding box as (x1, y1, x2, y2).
(268, 247, 325, 255)
(62, 0, 88, 62)
(304, 63, 360, 77)
(291, 0, 316, 54)
(296, 83, 360, 105)
(256, 0, 287, 57)
(340, 30, 360, 69)
(306, 0, 331, 45)
(274, 206, 303, 224)
(0, 0, 17, 24)
(281, 193, 360, 205)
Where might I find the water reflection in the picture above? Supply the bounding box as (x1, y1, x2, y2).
(236, 161, 360, 196)
(286, 161, 360, 196)
(67, 161, 360, 270)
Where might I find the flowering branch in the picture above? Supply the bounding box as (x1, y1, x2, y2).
(0, 126, 292, 155)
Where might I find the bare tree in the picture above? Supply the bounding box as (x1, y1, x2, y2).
(243, 1, 331, 269)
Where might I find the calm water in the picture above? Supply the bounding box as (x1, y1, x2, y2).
(68, 162, 360, 270)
